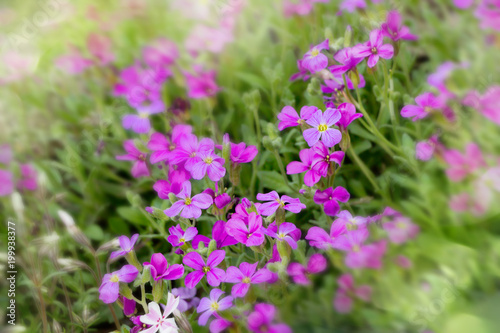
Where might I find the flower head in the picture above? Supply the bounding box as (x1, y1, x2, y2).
(256, 191, 306, 216)
(381, 10, 418, 41)
(265, 222, 301, 249)
(143, 38, 178, 68)
(225, 262, 272, 297)
(164, 181, 213, 219)
(301, 39, 329, 73)
(286, 148, 322, 187)
(400, 92, 444, 121)
(183, 250, 226, 288)
(226, 212, 266, 247)
(196, 288, 233, 326)
(333, 274, 372, 313)
(144, 253, 184, 281)
(184, 67, 220, 99)
(329, 47, 364, 75)
(335, 103, 363, 131)
(304, 108, 342, 147)
(230, 142, 258, 164)
(277, 105, 317, 131)
(352, 29, 394, 68)
(191, 150, 226, 182)
(171, 287, 200, 312)
(168, 225, 198, 248)
(116, 140, 150, 178)
(140, 295, 179, 333)
(99, 265, 139, 304)
(287, 254, 327, 285)
(306, 220, 347, 249)
(110, 234, 139, 259)
(383, 217, 419, 244)
(443, 143, 486, 181)
(247, 303, 292, 333)
(313, 186, 350, 216)
(310, 141, 345, 177)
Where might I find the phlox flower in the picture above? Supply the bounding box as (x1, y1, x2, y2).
(313, 186, 350, 216)
(352, 29, 394, 68)
(265, 222, 301, 249)
(226, 212, 266, 247)
(0, 169, 14, 196)
(443, 143, 486, 181)
(286, 148, 322, 187)
(147, 125, 193, 164)
(335, 102, 363, 132)
(321, 71, 366, 93)
(169, 135, 214, 171)
(144, 253, 184, 281)
(110, 234, 139, 259)
(381, 10, 418, 41)
(382, 217, 419, 244)
(191, 150, 226, 182)
(17, 164, 37, 191)
(247, 303, 292, 333)
(184, 67, 220, 99)
(167, 225, 198, 248)
(87, 33, 114, 66)
(171, 287, 200, 312)
(400, 92, 443, 121)
(306, 220, 347, 249)
(193, 220, 238, 249)
(301, 39, 329, 73)
(277, 105, 317, 131)
(196, 288, 233, 326)
(209, 314, 233, 333)
(311, 141, 345, 177)
(303, 108, 342, 147)
(287, 254, 327, 285)
(164, 181, 213, 219)
(116, 140, 150, 178)
(140, 295, 179, 333)
(463, 86, 500, 125)
(225, 262, 272, 297)
(329, 47, 364, 75)
(143, 38, 178, 68)
(333, 274, 372, 313)
(256, 191, 306, 216)
(99, 265, 139, 304)
(183, 250, 226, 288)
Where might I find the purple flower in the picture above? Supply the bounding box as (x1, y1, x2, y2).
(453, 0, 474, 9)
(147, 125, 192, 164)
(152, 168, 190, 199)
(87, 33, 114, 66)
(143, 38, 179, 68)
(338, 0, 366, 14)
(169, 134, 214, 171)
(120, 296, 136, 316)
(184, 68, 220, 99)
(110, 234, 139, 259)
(333, 274, 372, 313)
(383, 217, 419, 244)
(289, 59, 310, 81)
(256, 191, 306, 216)
(230, 142, 258, 164)
(443, 143, 486, 181)
(463, 86, 500, 125)
(381, 10, 418, 41)
(303, 108, 342, 147)
(55, 46, 93, 74)
(171, 287, 200, 312)
(416, 141, 435, 161)
(286, 148, 322, 187)
(277, 105, 317, 131)
(310, 141, 344, 177)
(194, 220, 238, 249)
(164, 181, 213, 219)
(287, 254, 327, 285)
(265, 222, 300, 249)
(301, 39, 329, 73)
(116, 140, 150, 178)
(247, 303, 291, 333)
(140, 296, 179, 333)
(352, 29, 394, 68)
(99, 265, 139, 304)
(329, 47, 364, 75)
(225, 262, 272, 297)
(203, 188, 232, 209)
(306, 221, 347, 249)
(183, 250, 226, 288)
(210, 314, 233, 333)
(400, 92, 443, 121)
(334, 210, 369, 230)
(143, 253, 184, 281)
(191, 150, 226, 181)
(475, 1, 500, 31)
(167, 225, 198, 247)
(196, 288, 233, 326)
(0, 144, 12, 165)
(335, 231, 386, 269)
(226, 212, 266, 247)
(122, 103, 164, 134)
(17, 164, 37, 191)
(335, 102, 363, 131)
(313, 186, 350, 216)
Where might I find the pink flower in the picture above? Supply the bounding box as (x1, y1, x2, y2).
(247, 304, 291, 333)
(110, 234, 139, 259)
(287, 254, 327, 285)
(183, 250, 226, 288)
(313, 186, 350, 216)
(306, 221, 347, 249)
(148, 125, 193, 164)
(443, 143, 486, 181)
(475, 0, 500, 31)
(286, 148, 322, 187)
(301, 39, 329, 73)
(463, 86, 500, 125)
(310, 141, 345, 177)
(230, 142, 258, 164)
(335, 231, 386, 269)
(196, 289, 233, 326)
(87, 33, 114, 66)
(140, 296, 179, 333)
(329, 47, 364, 75)
(203, 188, 231, 209)
(116, 140, 150, 178)
(333, 274, 371, 313)
(167, 225, 198, 248)
(99, 265, 139, 304)
(334, 210, 369, 230)
(17, 164, 37, 191)
(122, 104, 164, 134)
(184, 68, 220, 99)
(225, 262, 272, 298)
(143, 38, 178, 68)
(265, 222, 301, 249)
(395, 255, 412, 269)
(0, 169, 14, 196)
(153, 167, 190, 199)
(352, 29, 394, 68)
(449, 193, 471, 212)
(191, 150, 226, 182)
(164, 181, 213, 219)
(0, 144, 12, 165)
(143, 253, 184, 281)
(169, 135, 214, 171)
(185, 25, 233, 55)
(256, 191, 306, 216)
(277, 105, 317, 131)
(338, 0, 366, 14)
(289, 59, 310, 81)
(303, 108, 342, 147)
(226, 212, 266, 247)
(55, 46, 93, 74)
(453, 0, 474, 9)
(416, 141, 435, 161)
(400, 92, 444, 121)
(335, 102, 363, 131)
(383, 217, 419, 244)
(381, 10, 418, 41)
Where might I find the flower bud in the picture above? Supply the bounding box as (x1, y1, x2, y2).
(207, 239, 217, 256)
(141, 266, 152, 284)
(152, 280, 163, 302)
(119, 283, 134, 299)
(347, 69, 360, 89)
(339, 131, 351, 151)
(168, 192, 177, 204)
(275, 207, 286, 225)
(344, 25, 353, 48)
(174, 309, 193, 333)
(277, 240, 291, 262)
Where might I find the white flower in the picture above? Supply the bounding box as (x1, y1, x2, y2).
(140, 294, 180, 333)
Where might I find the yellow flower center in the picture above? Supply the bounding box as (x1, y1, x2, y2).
(352, 245, 360, 252)
(278, 233, 286, 239)
(318, 124, 328, 132)
(189, 152, 197, 158)
(204, 157, 213, 164)
(202, 266, 211, 273)
(179, 238, 185, 243)
(110, 274, 120, 283)
(139, 112, 149, 119)
(210, 302, 219, 311)
(371, 47, 378, 54)
(396, 222, 407, 229)
(184, 197, 192, 205)
(424, 107, 432, 113)
(275, 198, 285, 207)
(297, 119, 304, 125)
(243, 277, 251, 284)
(311, 48, 320, 57)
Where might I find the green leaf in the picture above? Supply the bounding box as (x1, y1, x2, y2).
(257, 170, 289, 193)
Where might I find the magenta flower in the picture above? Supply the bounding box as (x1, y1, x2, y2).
(226, 212, 266, 247)
(286, 148, 322, 187)
(230, 142, 258, 164)
(310, 141, 345, 177)
(147, 125, 192, 164)
(453, 0, 474, 9)
(290, 59, 310, 81)
(400, 92, 443, 121)
(0, 169, 14, 197)
(196, 288, 233, 326)
(169, 135, 214, 171)
(322, 72, 366, 93)
(143, 38, 178, 68)
(463, 86, 500, 125)
(184, 68, 220, 99)
(304, 109, 342, 147)
(191, 150, 226, 181)
(144, 253, 184, 281)
(87, 33, 114, 66)
(383, 217, 419, 244)
(164, 181, 213, 219)
(55, 46, 93, 74)
(443, 143, 486, 181)
(475, 1, 500, 31)
(256, 191, 306, 216)
(277, 105, 317, 131)
(313, 186, 350, 216)
(122, 105, 164, 134)
(352, 29, 394, 68)
(247, 303, 292, 333)
(287, 254, 327, 285)
(17, 164, 37, 191)
(329, 47, 364, 75)
(139, 296, 179, 333)
(381, 10, 418, 41)
(336, 233, 386, 269)
(171, 287, 200, 312)
(152, 167, 190, 199)
(167, 225, 198, 247)
(183, 250, 226, 288)
(119, 296, 136, 316)
(193, 220, 238, 250)
(116, 140, 150, 178)
(265, 222, 300, 249)
(203, 188, 231, 210)
(225, 262, 272, 298)
(99, 265, 139, 304)
(335, 103, 363, 132)
(110, 234, 139, 259)
(333, 274, 372, 313)
(338, 0, 366, 14)
(210, 315, 233, 333)
(416, 141, 435, 161)
(301, 39, 329, 73)
(0, 144, 12, 165)
(334, 210, 369, 230)
(306, 221, 347, 249)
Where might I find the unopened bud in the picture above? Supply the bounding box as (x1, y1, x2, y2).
(174, 309, 193, 333)
(344, 25, 353, 48)
(152, 280, 163, 302)
(207, 240, 217, 256)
